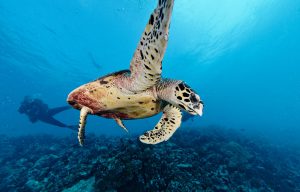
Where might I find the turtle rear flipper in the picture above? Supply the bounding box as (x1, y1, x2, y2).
(78, 107, 91, 146)
(139, 104, 181, 144)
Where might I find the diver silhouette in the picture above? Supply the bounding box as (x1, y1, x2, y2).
(18, 96, 77, 130)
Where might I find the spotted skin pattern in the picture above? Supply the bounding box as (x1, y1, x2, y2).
(174, 82, 203, 114)
(156, 80, 203, 116)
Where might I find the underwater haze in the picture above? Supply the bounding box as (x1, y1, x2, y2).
(1, 0, 300, 191)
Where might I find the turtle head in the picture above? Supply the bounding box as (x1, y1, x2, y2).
(174, 82, 204, 116)
(157, 81, 204, 116)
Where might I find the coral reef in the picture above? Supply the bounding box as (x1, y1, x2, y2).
(0, 127, 299, 192)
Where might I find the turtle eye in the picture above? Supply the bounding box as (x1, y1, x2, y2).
(190, 93, 199, 103)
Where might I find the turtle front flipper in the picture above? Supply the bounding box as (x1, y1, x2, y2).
(78, 107, 91, 146)
(119, 0, 175, 92)
(140, 104, 182, 144)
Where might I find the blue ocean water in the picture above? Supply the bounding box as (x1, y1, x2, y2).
(1, 0, 300, 191)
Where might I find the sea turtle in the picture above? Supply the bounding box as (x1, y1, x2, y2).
(67, 0, 204, 145)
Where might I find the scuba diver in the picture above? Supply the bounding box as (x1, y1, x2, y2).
(18, 96, 77, 130)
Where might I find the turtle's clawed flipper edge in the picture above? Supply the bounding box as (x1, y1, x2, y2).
(78, 107, 91, 146)
(139, 104, 182, 144)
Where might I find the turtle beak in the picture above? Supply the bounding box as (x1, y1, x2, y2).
(189, 92, 204, 116)
(186, 102, 203, 116)
(193, 100, 204, 116)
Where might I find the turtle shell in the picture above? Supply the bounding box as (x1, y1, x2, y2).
(68, 70, 162, 119)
